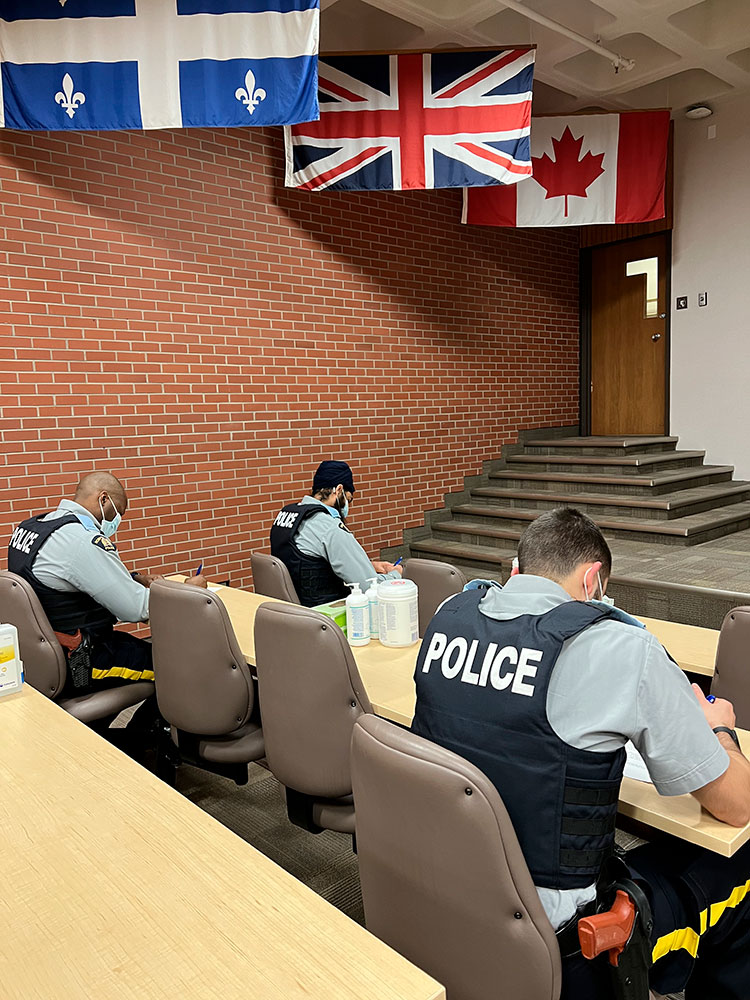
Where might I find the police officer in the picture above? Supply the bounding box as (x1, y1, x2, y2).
(411, 507, 750, 999)
(270, 460, 401, 608)
(8, 472, 206, 701)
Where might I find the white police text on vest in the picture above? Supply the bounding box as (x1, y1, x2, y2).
(421, 632, 542, 697)
(274, 511, 299, 529)
(9, 527, 39, 554)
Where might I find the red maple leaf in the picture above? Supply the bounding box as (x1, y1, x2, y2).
(531, 126, 606, 217)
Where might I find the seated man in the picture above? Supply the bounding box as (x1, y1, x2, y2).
(8, 472, 205, 700)
(411, 507, 750, 999)
(270, 460, 401, 608)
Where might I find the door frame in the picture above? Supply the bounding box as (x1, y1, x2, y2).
(579, 230, 672, 436)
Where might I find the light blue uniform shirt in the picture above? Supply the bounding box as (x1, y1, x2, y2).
(294, 496, 400, 594)
(30, 499, 150, 623)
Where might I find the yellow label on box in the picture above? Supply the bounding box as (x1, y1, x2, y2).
(0, 645, 16, 664)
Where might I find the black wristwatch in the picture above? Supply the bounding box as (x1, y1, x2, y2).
(713, 726, 740, 748)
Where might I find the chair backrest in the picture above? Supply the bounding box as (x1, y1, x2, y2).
(0, 570, 67, 698)
(254, 602, 372, 799)
(251, 552, 301, 604)
(712, 606, 750, 729)
(403, 558, 468, 636)
(351, 714, 561, 1000)
(149, 580, 255, 736)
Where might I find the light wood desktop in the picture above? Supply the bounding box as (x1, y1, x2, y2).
(183, 582, 720, 680)
(199, 582, 746, 856)
(618, 730, 750, 858)
(639, 616, 718, 678)
(0, 684, 445, 1000)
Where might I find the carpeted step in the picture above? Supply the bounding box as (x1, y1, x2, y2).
(407, 538, 509, 579)
(440, 500, 750, 546)
(469, 483, 750, 520)
(505, 450, 706, 476)
(490, 465, 735, 496)
(526, 435, 678, 456)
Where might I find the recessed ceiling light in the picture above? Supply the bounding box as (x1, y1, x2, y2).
(685, 104, 713, 119)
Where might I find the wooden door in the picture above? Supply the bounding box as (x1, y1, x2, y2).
(590, 233, 669, 435)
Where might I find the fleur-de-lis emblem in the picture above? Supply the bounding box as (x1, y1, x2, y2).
(55, 73, 86, 119)
(235, 69, 266, 116)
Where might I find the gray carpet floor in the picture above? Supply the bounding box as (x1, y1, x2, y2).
(609, 527, 750, 595)
(176, 760, 365, 925)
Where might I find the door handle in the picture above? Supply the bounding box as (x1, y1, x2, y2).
(651, 334, 662, 342)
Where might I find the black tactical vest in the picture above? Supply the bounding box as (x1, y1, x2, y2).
(411, 589, 625, 890)
(269, 503, 350, 608)
(8, 514, 117, 634)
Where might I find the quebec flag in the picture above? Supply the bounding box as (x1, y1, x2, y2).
(0, 1, 319, 131)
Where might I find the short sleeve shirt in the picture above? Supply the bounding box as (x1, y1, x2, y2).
(478, 575, 728, 796)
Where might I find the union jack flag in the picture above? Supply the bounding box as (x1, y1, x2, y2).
(284, 48, 535, 191)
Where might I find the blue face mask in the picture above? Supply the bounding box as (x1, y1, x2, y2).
(99, 496, 122, 538)
(583, 567, 613, 606)
(327, 490, 348, 519)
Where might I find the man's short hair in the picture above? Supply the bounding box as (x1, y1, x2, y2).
(74, 472, 127, 510)
(517, 507, 612, 582)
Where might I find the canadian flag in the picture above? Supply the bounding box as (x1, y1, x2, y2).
(462, 110, 670, 228)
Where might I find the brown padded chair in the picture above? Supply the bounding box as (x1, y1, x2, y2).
(251, 552, 301, 603)
(711, 606, 750, 729)
(403, 557, 468, 636)
(149, 579, 264, 785)
(351, 713, 562, 1000)
(254, 601, 372, 836)
(0, 570, 154, 723)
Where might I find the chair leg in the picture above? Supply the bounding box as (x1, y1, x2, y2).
(155, 746, 178, 787)
(285, 787, 324, 834)
(155, 723, 180, 787)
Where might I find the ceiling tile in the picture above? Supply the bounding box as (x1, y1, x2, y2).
(474, 7, 554, 49)
(668, 0, 750, 50)
(320, 0, 425, 53)
(727, 47, 750, 73)
(519, 0, 616, 36)
(556, 33, 681, 91)
(619, 68, 735, 110)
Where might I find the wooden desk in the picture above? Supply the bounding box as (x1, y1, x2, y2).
(199, 582, 421, 726)
(619, 730, 750, 858)
(349, 640, 420, 729)
(639, 616, 718, 678)
(0, 684, 444, 1000)
(205, 583, 283, 664)
(208, 583, 746, 856)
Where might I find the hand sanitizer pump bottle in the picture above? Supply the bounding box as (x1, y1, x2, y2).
(345, 583, 370, 647)
(365, 578, 380, 640)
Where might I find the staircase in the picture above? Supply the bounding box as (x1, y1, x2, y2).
(407, 435, 750, 581)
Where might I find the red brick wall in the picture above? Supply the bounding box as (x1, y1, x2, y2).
(0, 126, 579, 589)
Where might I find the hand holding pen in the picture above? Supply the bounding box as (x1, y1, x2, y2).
(184, 560, 208, 589)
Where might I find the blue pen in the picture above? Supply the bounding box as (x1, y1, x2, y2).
(707, 695, 716, 703)
(196, 561, 203, 576)
(393, 557, 403, 568)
